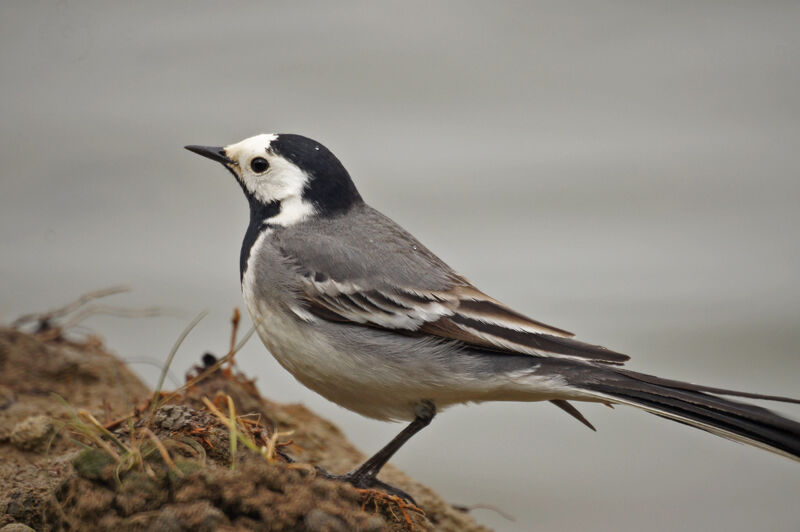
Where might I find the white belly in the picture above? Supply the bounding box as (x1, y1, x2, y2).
(242, 266, 328, 382)
(241, 254, 411, 419)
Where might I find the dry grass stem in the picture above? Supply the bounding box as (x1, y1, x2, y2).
(141, 428, 182, 476)
(227, 394, 238, 469)
(146, 310, 209, 424)
(12, 285, 130, 329)
(264, 428, 295, 464)
(79, 410, 130, 454)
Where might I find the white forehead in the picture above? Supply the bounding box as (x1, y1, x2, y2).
(224, 133, 278, 162)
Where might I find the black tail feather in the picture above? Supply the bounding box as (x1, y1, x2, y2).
(550, 399, 596, 431)
(613, 368, 800, 404)
(563, 365, 800, 460)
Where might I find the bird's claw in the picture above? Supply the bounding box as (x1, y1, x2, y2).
(315, 466, 417, 505)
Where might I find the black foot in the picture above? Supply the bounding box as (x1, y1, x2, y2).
(310, 401, 435, 507)
(315, 466, 417, 505)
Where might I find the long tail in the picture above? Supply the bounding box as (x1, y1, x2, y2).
(552, 361, 800, 460)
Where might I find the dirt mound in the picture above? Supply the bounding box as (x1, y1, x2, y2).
(0, 326, 489, 531)
(54, 449, 388, 531)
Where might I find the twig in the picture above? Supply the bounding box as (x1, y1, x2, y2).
(227, 308, 241, 369)
(58, 304, 188, 331)
(164, 321, 259, 401)
(12, 285, 130, 329)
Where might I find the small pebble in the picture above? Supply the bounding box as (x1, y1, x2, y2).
(10, 415, 55, 452)
(305, 508, 348, 532)
(0, 523, 37, 532)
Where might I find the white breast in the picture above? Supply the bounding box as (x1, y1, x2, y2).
(241, 231, 323, 378)
(240, 230, 390, 416)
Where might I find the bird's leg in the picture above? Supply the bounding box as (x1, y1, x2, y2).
(348, 400, 436, 484)
(317, 400, 436, 504)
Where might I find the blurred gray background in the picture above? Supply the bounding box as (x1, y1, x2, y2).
(2, 1, 799, 530)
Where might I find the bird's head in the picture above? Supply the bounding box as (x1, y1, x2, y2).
(186, 133, 362, 225)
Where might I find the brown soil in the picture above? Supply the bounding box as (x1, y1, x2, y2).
(0, 326, 490, 532)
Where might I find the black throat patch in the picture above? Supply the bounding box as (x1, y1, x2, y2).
(240, 196, 280, 282)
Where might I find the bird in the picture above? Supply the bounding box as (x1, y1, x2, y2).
(186, 133, 800, 501)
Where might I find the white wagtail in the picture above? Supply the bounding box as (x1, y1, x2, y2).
(186, 134, 800, 501)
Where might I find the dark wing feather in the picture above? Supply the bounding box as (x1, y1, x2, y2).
(276, 204, 629, 365)
(295, 270, 629, 365)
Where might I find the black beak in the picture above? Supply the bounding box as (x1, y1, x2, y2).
(184, 145, 233, 165)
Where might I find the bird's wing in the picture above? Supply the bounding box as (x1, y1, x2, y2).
(276, 205, 629, 365)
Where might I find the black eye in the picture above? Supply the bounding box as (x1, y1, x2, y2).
(250, 157, 269, 173)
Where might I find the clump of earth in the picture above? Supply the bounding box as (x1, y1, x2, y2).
(0, 323, 489, 531)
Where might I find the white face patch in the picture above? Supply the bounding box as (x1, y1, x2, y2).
(224, 133, 317, 226)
